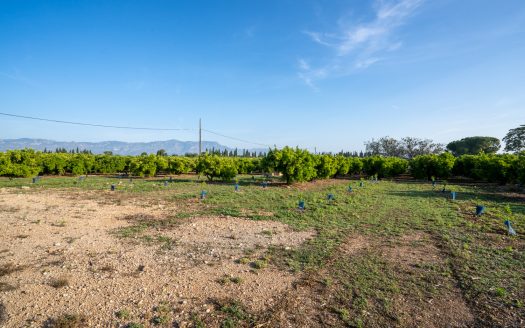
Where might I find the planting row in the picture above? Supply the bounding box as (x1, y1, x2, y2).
(0, 147, 524, 184)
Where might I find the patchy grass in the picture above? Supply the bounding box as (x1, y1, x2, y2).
(115, 308, 131, 320)
(0, 175, 523, 326)
(151, 302, 172, 326)
(217, 275, 243, 285)
(216, 300, 252, 327)
(125, 323, 144, 328)
(45, 313, 87, 327)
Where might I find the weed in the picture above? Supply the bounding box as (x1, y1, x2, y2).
(220, 301, 247, 320)
(494, 287, 507, 297)
(237, 257, 250, 264)
(217, 275, 243, 285)
(115, 309, 131, 320)
(154, 302, 171, 314)
(126, 323, 144, 328)
(334, 307, 350, 323)
(252, 257, 269, 270)
(221, 317, 236, 328)
(191, 313, 206, 328)
(151, 315, 170, 325)
(230, 276, 242, 284)
(157, 236, 175, 250)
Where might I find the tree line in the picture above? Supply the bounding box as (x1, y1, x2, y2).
(1, 147, 523, 185)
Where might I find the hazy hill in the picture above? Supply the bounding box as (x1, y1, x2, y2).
(0, 138, 265, 155)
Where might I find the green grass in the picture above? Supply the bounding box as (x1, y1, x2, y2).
(1, 175, 523, 326)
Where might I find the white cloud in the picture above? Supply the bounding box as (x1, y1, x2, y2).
(299, 0, 423, 88)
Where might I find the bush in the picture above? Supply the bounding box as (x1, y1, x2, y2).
(362, 156, 408, 178)
(410, 152, 455, 180)
(316, 155, 337, 179)
(335, 156, 350, 176)
(196, 154, 238, 181)
(0, 149, 41, 177)
(262, 147, 317, 184)
(128, 154, 157, 177)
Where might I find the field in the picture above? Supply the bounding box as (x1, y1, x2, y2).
(0, 175, 524, 327)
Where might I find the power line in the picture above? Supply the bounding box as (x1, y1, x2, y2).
(0, 112, 194, 131)
(203, 128, 271, 148)
(0, 111, 272, 148)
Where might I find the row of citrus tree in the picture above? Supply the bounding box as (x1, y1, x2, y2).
(0, 147, 524, 184)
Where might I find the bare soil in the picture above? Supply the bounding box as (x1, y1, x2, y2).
(0, 189, 314, 327)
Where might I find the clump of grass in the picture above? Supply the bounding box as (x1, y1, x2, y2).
(151, 302, 171, 325)
(115, 224, 148, 239)
(334, 307, 350, 323)
(230, 276, 242, 284)
(252, 257, 270, 270)
(115, 308, 131, 320)
(0, 263, 25, 277)
(217, 275, 243, 285)
(190, 313, 206, 328)
(237, 257, 250, 264)
(47, 313, 87, 327)
(157, 236, 175, 250)
(494, 287, 507, 298)
(16, 234, 29, 239)
(49, 277, 69, 289)
(151, 315, 170, 325)
(218, 300, 250, 327)
(154, 302, 171, 314)
(126, 323, 144, 328)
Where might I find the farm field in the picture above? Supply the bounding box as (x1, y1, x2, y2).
(0, 175, 524, 327)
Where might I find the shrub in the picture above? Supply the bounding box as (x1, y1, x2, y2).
(316, 154, 338, 179)
(262, 147, 317, 184)
(196, 154, 238, 181)
(410, 152, 455, 180)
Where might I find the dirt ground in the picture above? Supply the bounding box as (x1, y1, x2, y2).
(0, 188, 314, 327)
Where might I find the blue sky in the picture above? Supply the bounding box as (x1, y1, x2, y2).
(1, 0, 524, 152)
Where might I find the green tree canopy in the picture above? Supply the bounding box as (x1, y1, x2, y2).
(446, 136, 500, 156)
(503, 124, 525, 152)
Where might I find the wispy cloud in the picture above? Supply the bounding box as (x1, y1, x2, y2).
(0, 68, 38, 87)
(299, 0, 423, 89)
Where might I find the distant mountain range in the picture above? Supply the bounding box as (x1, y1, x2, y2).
(0, 138, 266, 155)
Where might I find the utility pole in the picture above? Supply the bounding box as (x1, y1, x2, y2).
(198, 118, 202, 155)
